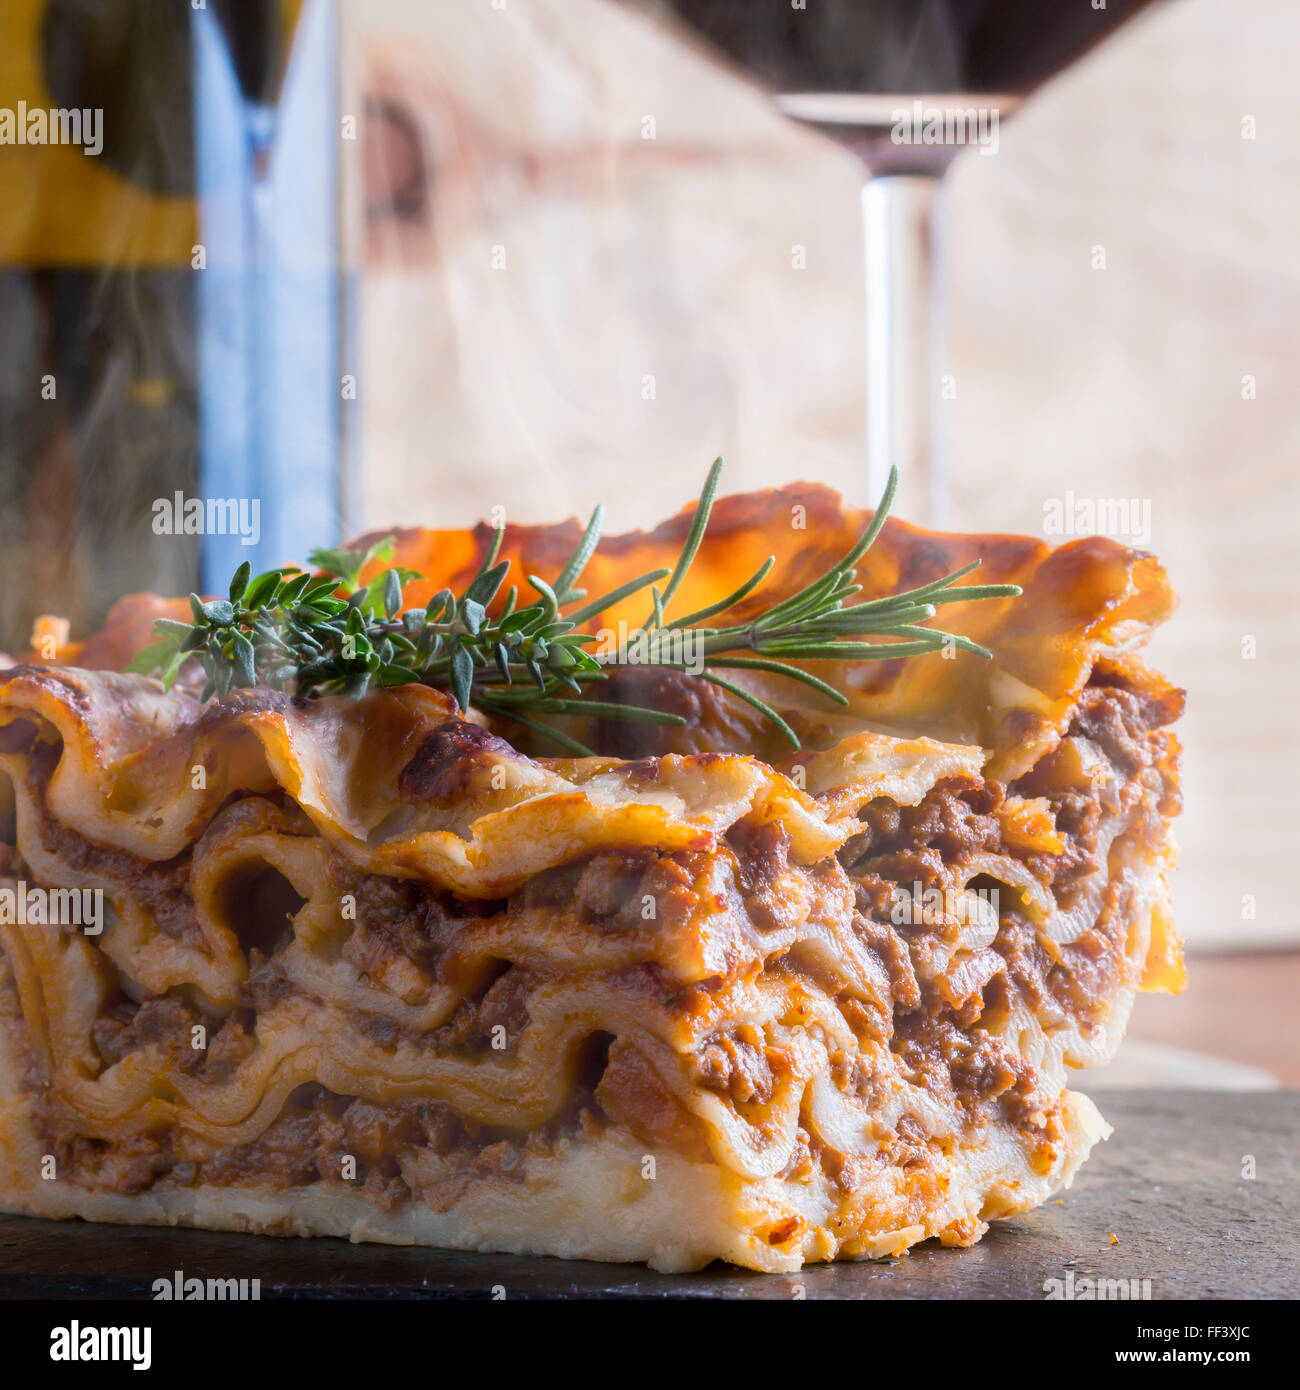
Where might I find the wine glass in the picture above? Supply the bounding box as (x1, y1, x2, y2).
(641, 0, 1165, 524)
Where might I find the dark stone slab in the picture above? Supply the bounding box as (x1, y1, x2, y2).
(1, 1089, 1295, 1299)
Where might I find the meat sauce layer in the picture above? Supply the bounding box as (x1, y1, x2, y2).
(15, 681, 1179, 1199)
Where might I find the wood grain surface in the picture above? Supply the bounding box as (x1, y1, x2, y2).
(1124, 953, 1300, 1086)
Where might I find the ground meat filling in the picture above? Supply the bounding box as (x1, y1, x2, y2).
(831, 680, 1178, 1129)
(19, 681, 1176, 1198)
(39, 1081, 584, 1209)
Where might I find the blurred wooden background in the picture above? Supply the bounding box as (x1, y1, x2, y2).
(339, 0, 1300, 954)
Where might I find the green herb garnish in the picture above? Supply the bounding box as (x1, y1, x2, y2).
(126, 463, 1020, 753)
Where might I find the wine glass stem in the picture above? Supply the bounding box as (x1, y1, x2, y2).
(862, 172, 948, 527)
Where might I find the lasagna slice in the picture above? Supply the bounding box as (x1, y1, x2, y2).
(0, 485, 1182, 1272)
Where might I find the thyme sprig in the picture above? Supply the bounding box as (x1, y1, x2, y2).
(126, 463, 1021, 752)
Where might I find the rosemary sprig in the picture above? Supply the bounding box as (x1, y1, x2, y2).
(126, 463, 1021, 752)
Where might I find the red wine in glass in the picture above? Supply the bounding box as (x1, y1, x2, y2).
(644, 0, 1166, 520)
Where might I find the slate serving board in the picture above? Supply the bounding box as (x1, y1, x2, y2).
(1, 1090, 1295, 1299)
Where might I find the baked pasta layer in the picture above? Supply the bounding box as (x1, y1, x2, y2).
(0, 490, 1182, 1271)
